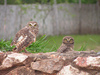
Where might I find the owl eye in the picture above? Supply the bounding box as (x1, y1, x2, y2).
(34, 24, 37, 26)
(64, 39, 68, 43)
(64, 39, 67, 41)
(70, 39, 73, 43)
(29, 24, 32, 26)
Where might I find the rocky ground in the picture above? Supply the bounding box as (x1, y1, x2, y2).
(0, 51, 100, 75)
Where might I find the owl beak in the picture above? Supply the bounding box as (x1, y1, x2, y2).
(67, 39, 70, 42)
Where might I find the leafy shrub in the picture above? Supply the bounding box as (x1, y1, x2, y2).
(0, 35, 54, 53)
(0, 39, 15, 52)
(26, 35, 50, 53)
(0, 0, 97, 5)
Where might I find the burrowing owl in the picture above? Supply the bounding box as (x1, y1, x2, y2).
(11, 21, 39, 53)
(57, 36, 74, 53)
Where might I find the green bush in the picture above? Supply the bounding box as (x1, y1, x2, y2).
(27, 35, 57, 53)
(0, 0, 97, 5)
(26, 35, 50, 53)
(0, 35, 57, 53)
(0, 39, 15, 52)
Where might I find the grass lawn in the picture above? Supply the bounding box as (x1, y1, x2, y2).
(38, 35, 100, 52)
(0, 35, 100, 53)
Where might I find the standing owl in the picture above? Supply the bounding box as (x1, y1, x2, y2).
(11, 21, 39, 53)
(57, 36, 74, 53)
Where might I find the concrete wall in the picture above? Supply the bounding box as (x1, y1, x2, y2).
(0, 3, 100, 40)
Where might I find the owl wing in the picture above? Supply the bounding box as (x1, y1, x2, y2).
(28, 30, 36, 43)
(11, 27, 29, 46)
(57, 43, 67, 53)
(12, 30, 36, 52)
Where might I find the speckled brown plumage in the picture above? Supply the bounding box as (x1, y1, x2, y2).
(11, 21, 39, 53)
(57, 36, 74, 53)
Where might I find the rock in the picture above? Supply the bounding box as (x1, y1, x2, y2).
(0, 51, 100, 75)
(96, 72, 100, 75)
(57, 65, 89, 75)
(31, 58, 64, 74)
(6, 66, 35, 75)
(0, 53, 28, 70)
(74, 56, 100, 70)
(6, 66, 57, 75)
(0, 51, 7, 64)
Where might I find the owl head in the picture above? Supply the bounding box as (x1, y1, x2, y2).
(27, 21, 38, 28)
(63, 36, 74, 48)
(27, 21, 39, 35)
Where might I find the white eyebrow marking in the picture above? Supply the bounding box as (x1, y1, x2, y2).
(29, 23, 36, 26)
(30, 23, 32, 25)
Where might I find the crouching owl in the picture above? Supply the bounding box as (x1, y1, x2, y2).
(57, 36, 74, 53)
(11, 21, 39, 53)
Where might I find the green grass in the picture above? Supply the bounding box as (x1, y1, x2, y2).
(0, 39, 15, 52)
(26, 35, 50, 53)
(0, 35, 100, 53)
(41, 35, 100, 52)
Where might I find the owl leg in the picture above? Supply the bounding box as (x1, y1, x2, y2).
(57, 49, 65, 53)
(12, 47, 19, 53)
(17, 42, 31, 53)
(12, 47, 17, 51)
(16, 45, 26, 53)
(13, 44, 25, 53)
(24, 49, 30, 53)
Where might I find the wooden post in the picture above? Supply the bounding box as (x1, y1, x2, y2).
(4, 0, 7, 39)
(79, 0, 82, 34)
(98, 0, 100, 5)
(54, 0, 59, 35)
(97, 0, 100, 33)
